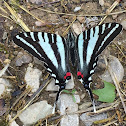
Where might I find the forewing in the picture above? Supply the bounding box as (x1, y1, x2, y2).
(76, 23, 122, 82)
(13, 32, 70, 84)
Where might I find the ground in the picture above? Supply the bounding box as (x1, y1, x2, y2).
(0, 0, 126, 126)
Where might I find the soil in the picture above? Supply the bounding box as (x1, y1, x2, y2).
(0, 0, 126, 126)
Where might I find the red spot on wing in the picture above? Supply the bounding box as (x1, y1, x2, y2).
(77, 71, 84, 78)
(64, 72, 71, 79)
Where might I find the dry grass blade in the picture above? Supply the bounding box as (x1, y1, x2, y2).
(4, 1, 30, 32)
(37, 7, 126, 17)
(0, 6, 8, 14)
(99, 0, 120, 25)
(11, 1, 51, 27)
(94, 113, 116, 124)
(0, 13, 12, 20)
(62, 16, 76, 37)
(104, 56, 126, 114)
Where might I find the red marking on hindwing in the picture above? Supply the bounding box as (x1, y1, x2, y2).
(77, 71, 84, 78)
(64, 72, 71, 79)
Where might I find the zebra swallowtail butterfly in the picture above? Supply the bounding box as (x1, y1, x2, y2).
(13, 23, 122, 112)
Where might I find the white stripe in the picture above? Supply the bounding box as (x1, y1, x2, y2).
(90, 69, 94, 74)
(47, 68, 52, 72)
(52, 34, 54, 43)
(78, 33, 84, 69)
(56, 35, 66, 71)
(24, 33, 28, 37)
(88, 77, 92, 81)
(108, 23, 111, 28)
(38, 32, 58, 68)
(93, 62, 96, 68)
(52, 73, 56, 78)
(16, 35, 42, 57)
(30, 32, 36, 41)
(56, 79, 59, 83)
(101, 24, 105, 34)
(98, 24, 119, 51)
(86, 26, 99, 65)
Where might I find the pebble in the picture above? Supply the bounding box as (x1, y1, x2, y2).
(25, 65, 42, 92)
(2, 32, 8, 40)
(77, 16, 85, 23)
(19, 101, 53, 125)
(72, 22, 82, 35)
(0, 78, 10, 96)
(15, 52, 32, 66)
(45, 78, 59, 91)
(79, 102, 92, 110)
(74, 6, 81, 12)
(100, 55, 124, 83)
(80, 113, 107, 126)
(33, 57, 44, 65)
(121, 20, 126, 30)
(35, 21, 43, 27)
(60, 114, 79, 126)
(85, 17, 99, 27)
(112, 14, 118, 20)
(99, 0, 104, 6)
(30, 0, 42, 4)
(57, 94, 80, 126)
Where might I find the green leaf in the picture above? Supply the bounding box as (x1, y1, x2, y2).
(93, 81, 116, 103)
(62, 89, 70, 94)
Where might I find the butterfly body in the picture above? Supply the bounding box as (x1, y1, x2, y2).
(13, 23, 122, 111)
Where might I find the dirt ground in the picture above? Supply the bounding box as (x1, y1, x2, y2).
(0, 0, 126, 126)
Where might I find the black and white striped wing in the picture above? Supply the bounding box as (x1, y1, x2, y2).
(13, 32, 71, 92)
(76, 23, 122, 85)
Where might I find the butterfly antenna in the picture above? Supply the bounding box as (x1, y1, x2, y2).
(87, 88, 96, 113)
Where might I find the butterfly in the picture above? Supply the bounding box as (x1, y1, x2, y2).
(13, 23, 122, 112)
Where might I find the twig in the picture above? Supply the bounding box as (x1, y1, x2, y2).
(4, 1, 30, 32)
(62, 16, 76, 37)
(37, 8, 126, 17)
(99, 0, 121, 25)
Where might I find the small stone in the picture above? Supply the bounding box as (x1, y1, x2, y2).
(77, 16, 85, 23)
(15, 52, 32, 66)
(19, 101, 53, 125)
(72, 22, 82, 35)
(80, 113, 107, 126)
(57, 94, 80, 126)
(35, 21, 43, 27)
(30, 0, 42, 4)
(0, 78, 11, 96)
(45, 78, 59, 91)
(33, 57, 44, 66)
(121, 20, 126, 30)
(79, 102, 92, 110)
(99, 0, 104, 6)
(57, 94, 80, 114)
(112, 14, 118, 19)
(60, 114, 79, 126)
(74, 6, 81, 12)
(80, 94, 85, 100)
(2, 32, 8, 40)
(25, 66, 42, 92)
(100, 55, 124, 83)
